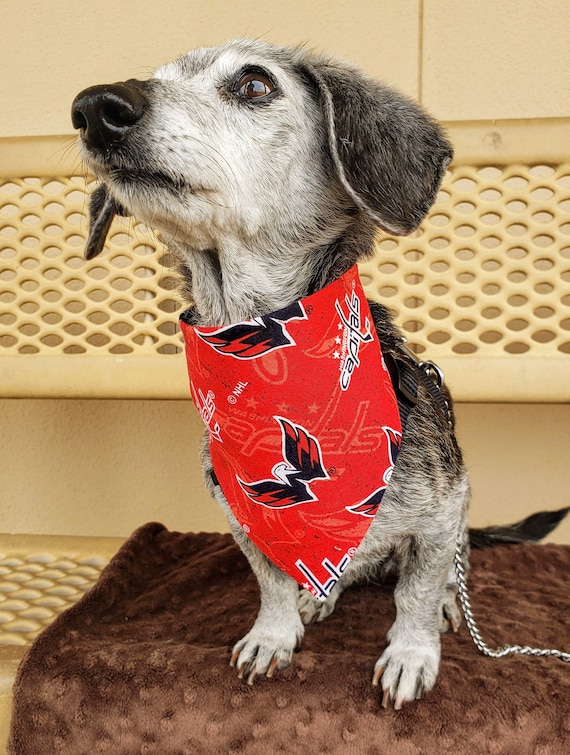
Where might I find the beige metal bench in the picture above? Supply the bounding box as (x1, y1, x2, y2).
(2, 120, 570, 401)
(0, 534, 122, 751)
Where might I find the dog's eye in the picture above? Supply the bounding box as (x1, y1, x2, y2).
(236, 71, 275, 100)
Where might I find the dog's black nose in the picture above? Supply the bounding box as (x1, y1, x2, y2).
(71, 81, 146, 150)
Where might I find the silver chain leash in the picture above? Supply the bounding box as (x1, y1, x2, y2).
(454, 541, 570, 663)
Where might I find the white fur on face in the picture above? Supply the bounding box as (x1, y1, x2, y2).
(84, 40, 351, 322)
(79, 38, 452, 323)
(123, 44, 337, 243)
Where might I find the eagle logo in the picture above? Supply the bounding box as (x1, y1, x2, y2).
(238, 417, 329, 508)
(345, 426, 402, 517)
(196, 302, 306, 359)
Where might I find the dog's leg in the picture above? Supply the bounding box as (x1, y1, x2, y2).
(372, 535, 454, 708)
(371, 481, 467, 709)
(298, 539, 465, 634)
(227, 519, 305, 683)
(202, 440, 304, 682)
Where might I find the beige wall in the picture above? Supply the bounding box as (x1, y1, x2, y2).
(1, 0, 570, 138)
(422, 1, 570, 120)
(1, 1, 569, 543)
(1, 399, 570, 543)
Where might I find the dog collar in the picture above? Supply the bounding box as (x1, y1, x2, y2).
(179, 265, 401, 600)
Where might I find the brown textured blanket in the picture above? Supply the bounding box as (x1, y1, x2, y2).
(9, 524, 570, 754)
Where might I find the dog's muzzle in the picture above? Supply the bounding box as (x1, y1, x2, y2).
(71, 80, 147, 151)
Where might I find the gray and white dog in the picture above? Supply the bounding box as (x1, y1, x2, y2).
(71, 39, 564, 709)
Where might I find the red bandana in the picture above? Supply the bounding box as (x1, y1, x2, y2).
(179, 265, 401, 600)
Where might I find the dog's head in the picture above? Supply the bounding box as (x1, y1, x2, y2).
(73, 39, 452, 267)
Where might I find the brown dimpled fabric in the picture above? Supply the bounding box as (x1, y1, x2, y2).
(8, 523, 570, 754)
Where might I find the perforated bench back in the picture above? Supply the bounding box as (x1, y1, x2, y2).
(1, 121, 569, 400)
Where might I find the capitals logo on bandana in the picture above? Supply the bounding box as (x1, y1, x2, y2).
(238, 416, 329, 508)
(180, 265, 402, 600)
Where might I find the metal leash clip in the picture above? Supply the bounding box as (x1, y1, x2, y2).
(418, 360, 445, 388)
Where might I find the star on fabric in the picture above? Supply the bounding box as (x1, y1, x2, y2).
(333, 350, 341, 359)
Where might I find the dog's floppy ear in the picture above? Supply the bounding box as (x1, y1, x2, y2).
(84, 184, 129, 260)
(302, 59, 452, 235)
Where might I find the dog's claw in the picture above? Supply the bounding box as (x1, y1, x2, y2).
(297, 589, 338, 625)
(379, 685, 406, 711)
(235, 654, 280, 684)
(299, 610, 318, 626)
(371, 665, 384, 687)
(247, 665, 258, 685)
(237, 662, 248, 680)
(373, 638, 438, 710)
(440, 590, 462, 634)
(266, 656, 280, 678)
(229, 649, 240, 668)
(230, 619, 302, 685)
(379, 687, 412, 711)
(394, 696, 405, 711)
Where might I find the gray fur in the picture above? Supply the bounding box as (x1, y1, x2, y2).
(72, 39, 466, 709)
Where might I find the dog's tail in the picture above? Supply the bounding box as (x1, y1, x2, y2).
(469, 506, 569, 549)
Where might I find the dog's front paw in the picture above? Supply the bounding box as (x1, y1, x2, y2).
(297, 589, 338, 625)
(372, 635, 440, 710)
(230, 616, 304, 685)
